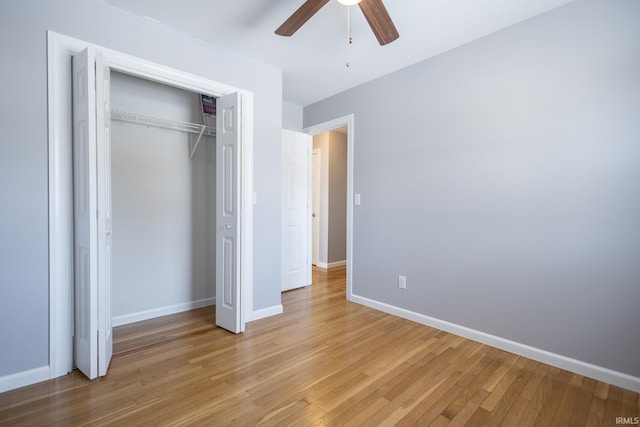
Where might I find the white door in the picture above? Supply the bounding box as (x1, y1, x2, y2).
(216, 92, 244, 333)
(72, 48, 112, 379)
(96, 54, 113, 376)
(72, 48, 99, 380)
(281, 130, 311, 292)
(311, 149, 321, 266)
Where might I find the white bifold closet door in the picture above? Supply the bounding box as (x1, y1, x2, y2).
(72, 47, 113, 380)
(72, 48, 244, 379)
(216, 92, 243, 334)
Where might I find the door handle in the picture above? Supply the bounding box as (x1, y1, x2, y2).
(225, 224, 231, 230)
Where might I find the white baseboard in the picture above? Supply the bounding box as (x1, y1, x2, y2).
(315, 260, 346, 269)
(251, 304, 283, 322)
(0, 365, 50, 394)
(350, 294, 640, 393)
(113, 297, 216, 327)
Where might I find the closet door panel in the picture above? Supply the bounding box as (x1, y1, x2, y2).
(216, 92, 242, 333)
(72, 47, 98, 380)
(96, 54, 113, 376)
(72, 49, 113, 379)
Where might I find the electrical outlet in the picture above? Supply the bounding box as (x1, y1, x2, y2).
(398, 275, 407, 290)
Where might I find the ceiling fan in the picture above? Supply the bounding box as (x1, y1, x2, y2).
(275, 0, 399, 46)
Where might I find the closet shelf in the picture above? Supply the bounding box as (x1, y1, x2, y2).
(111, 109, 216, 137)
(111, 109, 215, 161)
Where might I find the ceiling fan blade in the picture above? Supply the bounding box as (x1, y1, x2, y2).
(275, 0, 330, 37)
(358, 0, 399, 46)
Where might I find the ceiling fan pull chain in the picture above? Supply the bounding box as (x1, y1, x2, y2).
(346, 5, 352, 68)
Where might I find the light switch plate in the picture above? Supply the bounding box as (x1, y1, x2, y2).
(354, 193, 361, 205)
(399, 275, 407, 289)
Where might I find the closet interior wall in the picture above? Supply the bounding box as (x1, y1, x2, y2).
(110, 72, 216, 326)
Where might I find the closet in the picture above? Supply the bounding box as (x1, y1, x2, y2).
(110, 72, 217, 326)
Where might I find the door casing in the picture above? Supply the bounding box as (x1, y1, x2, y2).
(47, 31, 254, 379)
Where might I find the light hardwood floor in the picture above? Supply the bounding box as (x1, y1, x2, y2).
(1, 266, 637, 426)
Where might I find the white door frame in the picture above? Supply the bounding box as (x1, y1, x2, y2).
(304, 114, 354, 300)
(47, 31, 254, 379)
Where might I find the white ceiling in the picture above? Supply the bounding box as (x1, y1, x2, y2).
(104, 0, 576, 106)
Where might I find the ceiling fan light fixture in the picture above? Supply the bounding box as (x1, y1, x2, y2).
(275, 0, 399, 46)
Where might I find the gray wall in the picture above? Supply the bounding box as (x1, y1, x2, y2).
(305, 0, 640, 377)
(111, 73, 215, 321)
(283, 101, 304, 132)
(327, 131, 347, 264)
(0, 0, 282, 378)
(313, 133, 330, 265)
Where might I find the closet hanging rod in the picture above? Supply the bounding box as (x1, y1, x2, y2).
(111, 109, 216, 137)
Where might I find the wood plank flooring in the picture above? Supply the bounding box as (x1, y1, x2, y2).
(1, 266, 637, 426)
